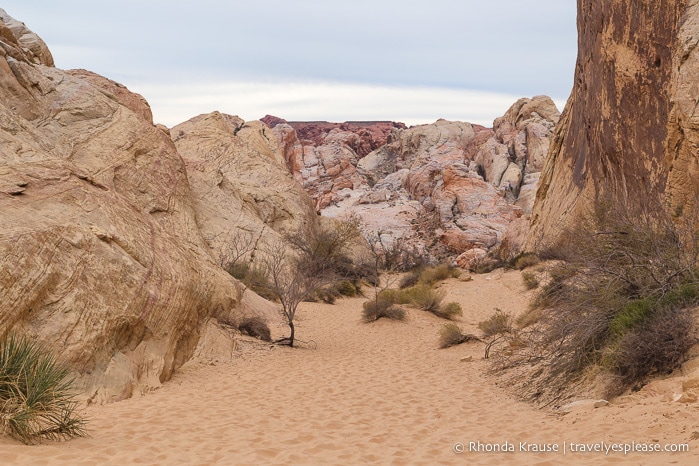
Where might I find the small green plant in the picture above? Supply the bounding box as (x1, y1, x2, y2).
(438, 323, 481, 349)
(0, 335, 87, 444)
(362, 299, 406, 323)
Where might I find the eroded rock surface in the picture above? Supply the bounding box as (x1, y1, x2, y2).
(527, 0, 698, 250)
(267, 98, 559, 267)
(0, 11, 276, 402)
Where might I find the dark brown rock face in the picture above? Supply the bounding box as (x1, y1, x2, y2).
(528, 0, 695, 249)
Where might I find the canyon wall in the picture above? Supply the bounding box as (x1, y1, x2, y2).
(527, 0, 697, 250)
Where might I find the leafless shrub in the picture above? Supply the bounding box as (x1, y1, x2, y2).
(491, 203, 699, 404)
(264, 216, 362, 347)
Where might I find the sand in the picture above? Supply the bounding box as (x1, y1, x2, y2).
(1, 269, 698, 465)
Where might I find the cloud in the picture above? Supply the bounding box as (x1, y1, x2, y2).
(130, 80, 566, 128)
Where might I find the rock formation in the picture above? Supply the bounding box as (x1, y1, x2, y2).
(527, 0, 698, 250)
(0, 11, 283, 402)
(266, 98, 560, 268)
(261, 116, 405, 210)
(170, 112, 317, 265)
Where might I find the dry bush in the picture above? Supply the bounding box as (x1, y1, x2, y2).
(399, 271, 421, 289)
(433, 301, 463, 320)
(265, 216, 363, 347)
(478, 309, 513, 338)
(492, 204, 699, 404)
(226, 263, 277, 302)
(367, 236, 430, 273)
(512, 253, 541, 270)
(362, 299, 406, 323)
(408, 285, 445, 313)
(606, 307, 694, 395)
(237, 316, 272, 342)
(439, 323, 481, 349)
(419, 263, 461, 286)
(521, 271, 539, 290)
(515, 307, 543, 329)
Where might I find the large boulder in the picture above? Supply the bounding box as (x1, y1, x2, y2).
(0, 11, 259, 402)
(527, 1, 699, 250)
(170, 112, 317, 264)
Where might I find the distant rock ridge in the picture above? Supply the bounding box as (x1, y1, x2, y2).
(264, 98, 560, 268)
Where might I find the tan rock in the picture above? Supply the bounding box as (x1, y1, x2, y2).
(0, 11, 263, 402)
(170, 112, 317, 265)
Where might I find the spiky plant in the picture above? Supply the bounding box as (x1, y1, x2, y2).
(0, 334, 87, 444)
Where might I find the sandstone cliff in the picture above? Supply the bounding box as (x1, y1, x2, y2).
(527, 0, 698, 249)
(0, 11, 283, 402)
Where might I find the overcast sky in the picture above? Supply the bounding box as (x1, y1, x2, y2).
(3, 1, 578, 127)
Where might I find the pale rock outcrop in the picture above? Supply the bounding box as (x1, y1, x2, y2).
(0, 11, 260, 402)
(171, 112, 317, 265)
(0, 8, 54, 66)
(269, 100, 559, 266)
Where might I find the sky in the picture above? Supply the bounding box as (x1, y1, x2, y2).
(2, 1, 578, 127)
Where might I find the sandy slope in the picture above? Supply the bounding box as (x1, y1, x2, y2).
(1, 269, 698, 465)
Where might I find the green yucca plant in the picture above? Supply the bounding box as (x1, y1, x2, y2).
(0, 334, 87, 444)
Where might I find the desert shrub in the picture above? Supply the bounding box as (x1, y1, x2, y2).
(225, 262, 277, 302)
(472, 257, 502, 274)
(305, 286, 340, 304)
(521, 271, 539, 290)
(399, 271, 422, 289)
(264, 216, 363, 347)
(0, 335, 87, 444)
(335, 280, 360, 297)
(515, 307, 543, 329)
(512, 253, 540, 270)
(522, 272, 540, 290)
(238, 316, 272, 342)
(380, 238, 431, 272)
(433, 301, 463, 320)
(438, 323, 481, 349)
(362, 299, 406, 323)
(419, 263, 461, 286)
(478, 309, 513, 338)
(497, 204, 699, 403)
(407, 285, 445, 313)
(606, 308, 694, 394)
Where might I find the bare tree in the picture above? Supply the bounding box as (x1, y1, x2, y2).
(263, 217, 362, 347)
